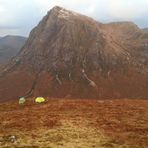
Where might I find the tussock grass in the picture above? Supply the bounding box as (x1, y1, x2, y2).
(0, 99, 148, 147)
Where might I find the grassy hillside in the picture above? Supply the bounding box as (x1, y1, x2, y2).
(0, 98, 148, 147)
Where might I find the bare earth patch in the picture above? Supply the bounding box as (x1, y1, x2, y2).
(0, 98, 148, 147)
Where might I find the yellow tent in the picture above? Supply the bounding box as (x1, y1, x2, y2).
(35, 97, 45, 103)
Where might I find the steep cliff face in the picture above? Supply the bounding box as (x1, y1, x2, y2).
(0, 6, 148, 101)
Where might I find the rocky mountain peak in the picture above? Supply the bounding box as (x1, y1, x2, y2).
(46, 6, 79, 21)
(51, 6, 63, 11)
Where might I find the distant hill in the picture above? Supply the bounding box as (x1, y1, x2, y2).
(0, 35, 27, 64)
(143, 28, 148, 32)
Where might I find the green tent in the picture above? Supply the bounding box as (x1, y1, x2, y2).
(19, 97, 26, 104)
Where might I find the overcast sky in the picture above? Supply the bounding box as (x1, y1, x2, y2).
(0, 0, 148, 37)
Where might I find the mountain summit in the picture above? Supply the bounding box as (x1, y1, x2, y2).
(0, 6, 148, 101)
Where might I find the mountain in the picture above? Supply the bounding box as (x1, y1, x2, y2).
(0, 6, 148, 102)
(0, 35, 27, 64)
